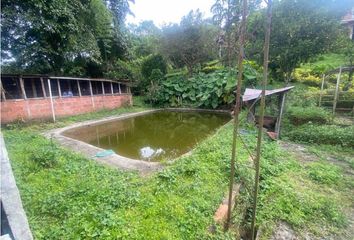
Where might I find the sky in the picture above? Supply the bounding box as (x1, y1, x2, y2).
(126, 0, 215, 27)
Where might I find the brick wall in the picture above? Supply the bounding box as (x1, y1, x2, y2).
(1, 94, 132, 123)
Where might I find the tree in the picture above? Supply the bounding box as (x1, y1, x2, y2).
(128, 21, 162, 58)
(334, 30, 354, 85)
(161, 10, 218, 75)
(247, 0, 351, 82)
(1, 0, 132, 77)
(211, 0, 261, 66)
(141, 54, 167, 80)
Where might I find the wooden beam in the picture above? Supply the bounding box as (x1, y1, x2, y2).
(19, 76, 27, 99)
(0, 79, 6, 101)
(275, 93, 286, 139)
(57, 79, 62, 97)
(77, 80, 81, 97)
(110, 82, 114, 95)
(333, 67, 342, 115)
(319, 74, 325, 107)
(118, 83, 121, 94)
(89, 81, 95, 109)
(40, 78, 47, 98)
(47, 79, 56, 122)
(31, 79, 37, 98)
(89, 81, 93, 96)
(101, 81, 105, 95)
(68, 79, 72, 92)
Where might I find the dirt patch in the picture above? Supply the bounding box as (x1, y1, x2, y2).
(279, 141, 317, 163)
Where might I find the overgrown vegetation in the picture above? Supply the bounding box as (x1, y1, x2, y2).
(286, 124, 354, 147)
(3, 106, 353, 239)
(149, 63, 259, 108)
(286, 106, 332, 125)
(2, 0, 354, 239)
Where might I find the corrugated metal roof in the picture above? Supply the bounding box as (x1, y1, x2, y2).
(242, 86, 294, 102)
(1, 74, 131, 84)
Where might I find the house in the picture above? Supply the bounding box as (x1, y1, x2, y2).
(342, 8, 354, 40)
(0, 75, 132, 123)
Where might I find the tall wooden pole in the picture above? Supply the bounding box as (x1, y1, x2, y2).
(319, 74, 325, 107)
(225, 0, 248, 230)
(333, 67, 342, 115)
(251, 0, 272, 239)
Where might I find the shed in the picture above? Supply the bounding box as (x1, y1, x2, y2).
(242, 86, 294, 139)
(0, 74, 132, 123)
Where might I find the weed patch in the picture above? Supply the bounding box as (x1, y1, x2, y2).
(285, 124, 354, 147)
(307, 162, 341, 185)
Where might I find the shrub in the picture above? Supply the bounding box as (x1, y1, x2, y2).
(201, 65, 224, 74)
(286, 124, 354, 147)
(29, 144, 58, 168)
(286, 106, 331, 125)
(308, 162, 341, 185)
(286, 84, 319, 107)
(155, 64, 260, 109)
(141, 54, 167, 80)
(293, 68, 322, 87)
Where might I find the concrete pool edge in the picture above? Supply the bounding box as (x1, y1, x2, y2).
(45, 108, 231, 173)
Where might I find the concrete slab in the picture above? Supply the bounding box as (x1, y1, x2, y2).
(46, 108, 231, 174)
(1, 134, 33, 240)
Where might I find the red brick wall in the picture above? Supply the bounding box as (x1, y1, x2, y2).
(1, 94, 132, 123)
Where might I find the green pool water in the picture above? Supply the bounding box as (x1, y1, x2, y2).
(64, 110, 231, 162)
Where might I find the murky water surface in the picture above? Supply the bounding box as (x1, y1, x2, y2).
(64, 111, 231, 161)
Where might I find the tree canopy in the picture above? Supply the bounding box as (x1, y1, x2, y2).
(246, 0, 352, 82)
(1, 0, 353, 85)
(1, 0, 133, 77)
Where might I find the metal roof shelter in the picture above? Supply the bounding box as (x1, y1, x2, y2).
(242, 86, 294, 102)
(242, 86, 294, 139)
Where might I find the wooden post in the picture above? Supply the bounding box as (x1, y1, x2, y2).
(0, 79, 6, 101)
(31, 79, 37, 98)
(47, 79, 56, 122)
(319, 74, 325, 107)
(275, 93, 286, 139)
(251, 1, 272, 239)
(101, 81, 105, 95)
(77, 80, 81, 97)
(40, 78, 47, 98)
(333, 67, 342, 115)
(57, 79, 62, 97)
(68, 80, 72, 92)
(118, 83, 121, 94)
(19, 76, 27, 99)
(225, 0, 248, 230)
(89, 81, 95, 109)
(110, 82, 114, 95)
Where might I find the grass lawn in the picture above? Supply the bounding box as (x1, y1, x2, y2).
(3, 105, 353, 239)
